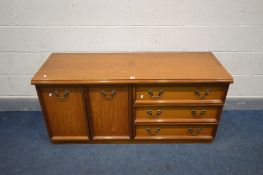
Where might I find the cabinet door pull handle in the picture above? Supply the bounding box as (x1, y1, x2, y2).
(148, 89, 164, 98)
(195, 89, 210, 99)
(146, 128, 160, 135)
(147, 109, 162, 117)
(187, 127, 203, 136)
(191, 110, 206, 118)
(100, 90, 116, 98)
(53, 90, 70, 100)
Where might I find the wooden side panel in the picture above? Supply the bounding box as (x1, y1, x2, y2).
(87, 85, 130, 140)
(38, 86, 90, 142)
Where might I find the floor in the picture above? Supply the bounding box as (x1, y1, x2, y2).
(0, 111, 262, 175)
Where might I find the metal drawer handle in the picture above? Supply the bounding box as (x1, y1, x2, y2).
(146, 128, 160, 135)
(53, 90, 70, 100)
(188, 127, 203, 136)
(191, 110, 206, 118)
(100, 90, 116, 98)
(148, 89, 164, 98)
(147, 109, 162, 117)
(195, 89, 210, 99)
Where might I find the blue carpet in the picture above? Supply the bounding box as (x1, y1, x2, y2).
(0, 111, 263, 175)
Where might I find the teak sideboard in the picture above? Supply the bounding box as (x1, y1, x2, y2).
(31, 52, 233, 143)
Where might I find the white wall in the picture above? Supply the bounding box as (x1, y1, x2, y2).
(0, 0, 263, 98)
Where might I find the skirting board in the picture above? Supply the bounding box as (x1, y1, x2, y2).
(0, 97, 263, 111)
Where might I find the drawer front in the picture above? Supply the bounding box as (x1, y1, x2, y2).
(135, 125, 216, 140)
(135, 106, 220, 123)
(135, 85, 227, 101)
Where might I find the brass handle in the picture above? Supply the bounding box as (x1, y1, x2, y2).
(195, 89, 210, 99)
(188, 127, 203, 136)
(100, 90, 116, 98)
(191, 110, 206, 118)
(53, 90, 70, 99)
(148, 89, 164, 98)
(146, 128, 160, 135)
(147, 109, 162, 117)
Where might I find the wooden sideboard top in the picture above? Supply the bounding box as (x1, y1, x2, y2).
(31, 52, 233, 85)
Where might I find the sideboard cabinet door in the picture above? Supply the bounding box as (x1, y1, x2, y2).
(37, 86, 90, 142)
(87, 86, 131, 140)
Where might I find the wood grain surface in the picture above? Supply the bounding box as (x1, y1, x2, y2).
(38, 86, 90, 141)
(135, 124, 216, 140)
(31, 52, 233, 84)
(87, 85, 131, 140)
(134, 106, 221, 123)
(135, 84, 227, 101)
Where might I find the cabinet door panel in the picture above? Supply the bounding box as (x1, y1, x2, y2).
(38, 86, 90, 142)
(87, 86, 130, 140)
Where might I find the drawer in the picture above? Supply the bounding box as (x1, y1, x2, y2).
(135, 85, 227, 102)
(134, 106, 221, 123)
(135, 125, 216, 140)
